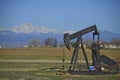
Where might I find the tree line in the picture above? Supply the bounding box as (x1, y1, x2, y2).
(29, 38, 58, 48)
(70, 37, 120, 49)
(28, 37, 120, 49)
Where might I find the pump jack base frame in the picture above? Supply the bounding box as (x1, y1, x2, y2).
(67, 70, 119, 75)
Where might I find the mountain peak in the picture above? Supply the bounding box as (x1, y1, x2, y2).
(10, 23, 58, 34)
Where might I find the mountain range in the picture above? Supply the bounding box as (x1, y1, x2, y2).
(0, 23, 120, 48)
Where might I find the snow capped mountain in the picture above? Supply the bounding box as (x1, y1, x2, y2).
(10, 23, 58, 33)
(0, 23, 120, 48)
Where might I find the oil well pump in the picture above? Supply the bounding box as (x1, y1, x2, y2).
(64, 25, 119, 74)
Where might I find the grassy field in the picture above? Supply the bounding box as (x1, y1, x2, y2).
(0, 47, 120, 80)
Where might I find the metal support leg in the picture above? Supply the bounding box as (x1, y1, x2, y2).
(69, 38, 80, 71)
(81, 38, 89, 70)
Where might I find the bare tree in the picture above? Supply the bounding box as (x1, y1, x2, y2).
(53, 39, 57, 47)
(44, 38, 54, 47)
(44, 38, 58, 47)
(29, 39, 40, 47)
(84, 38, 93, 48)
(111, 37, 120, 47)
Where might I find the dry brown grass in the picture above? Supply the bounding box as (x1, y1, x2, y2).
(0, 48, 120, 60)
(0, 48, 120, 80)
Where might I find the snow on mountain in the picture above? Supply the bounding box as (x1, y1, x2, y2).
(0, 23, 120, 47)
(63, 30, 75, 34)
(10, 23, 58, 33)
(0, 27, 5, 31)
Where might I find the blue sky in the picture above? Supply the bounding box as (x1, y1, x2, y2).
(0, 0, 120, 33)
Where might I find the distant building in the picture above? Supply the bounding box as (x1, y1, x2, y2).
(24, 45, 28, 48)
(101, 42, 120, 49)
(79, 44, 86, 49)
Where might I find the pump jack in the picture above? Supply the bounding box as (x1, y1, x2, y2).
(64, 25, 119, 74)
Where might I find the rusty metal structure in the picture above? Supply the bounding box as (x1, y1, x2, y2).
(64, 25, 119, 74)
